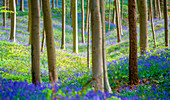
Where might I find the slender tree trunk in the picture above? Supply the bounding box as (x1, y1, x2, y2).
(121, 0, 123, 19)
(128, 0, 138, 85)
(115, 0, 121, 42)
(85, 0, 90, 32)
(138, 0, 148, 54)
(9, 0, 16, 42)
(100, 0, 112, 93)
(160, 0, 164, 17)
(8, 0, 11, 19)
(42, 0, 58, 82)
(164, 0, 169, 47)
(31, 0, 41, 85)
(87, 12, 91, 69)
(61, 0, 66, 49)
(112, 0, 116, 24)
(91, 0, 104, 92)
(3, 0, 6, 27)
(81, 0, 85, 43)
(149, 0, 156, 47)
(153, 0, 158, 18)
(20, 0, 24, 12)
(52, 0, 55, 9)
(157, 0, 161, 20)
(28, 0, 32, 45)
(56, 0, 58, 7)
(72, 0, 78, 54)
(41, 27, 46, 52)
(108, 0, 111, 32)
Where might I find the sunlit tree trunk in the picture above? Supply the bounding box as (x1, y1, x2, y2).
(20, 0, 24, 12)
(115, 0, 122, 42)
(100, 0, 113, 93)
(9, 0, 16, 42)
(128, 0, 138, 85)
(87, 12, 91, 69)
(138, 0, 148, 54)
(61, 0, 66, 49)
(42, 0, 58, 82)
(81, 0, 85, 43)
(164, 0, 168, 47)
(72, 0, 78, 54)
(3, 0, 6, 27)
(91, 0, 104, 92)
(28, 0, 32, 45)
(149, 0, 156, 47)
(31, 0, 41, 85)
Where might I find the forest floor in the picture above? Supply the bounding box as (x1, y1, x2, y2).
(0, 0, 170, 100)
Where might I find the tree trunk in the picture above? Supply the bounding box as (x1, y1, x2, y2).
(153, 0, 158, 18)
(52, 0, 55, 9)
(112, 0, 116, 24)
(164, 0, 169, 47)
(40, 0, 42, 9)
(100, 0, 113, 93)
(128, 0, 138, 85)
(91, 0, 104, 92)
(20, 0, 24, 12)
(56, 0, 58, 7)
(15, 0, 18, 5)
(41, 10, 45, 52)
(8, 0, 11, 19)
(138, 0, 148, 54)
(31, 0, 41, 85)
(121, 0, 123, 19)
(42, 0, 58, 82)
(108, 0, 111, 32)
(115, 0, 121, 42)
(72, 0, 78, 54)
(85, 0, 90, 32)
(3, 0, 6, 27)
(61, 0, 66, 49)
(28, 0, 32, 45)
(160, 0, 164, 17)
(149, 0, 156, 47)
(9, 0, 16, 42)
(157, 0, 161, 20)
(87, 12, 91, 69)
(81, 0, 85, 43)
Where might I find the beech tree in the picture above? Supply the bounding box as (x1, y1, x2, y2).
(128, 0, 138, 85)
(91, 0, 104, 92)
(85, 0, 90, 32)
(108, 0, 111, 32)
(72, 0, 78, 54)
(61, 0, 66, 49)
(15, 0, 18, 5)
(81, 0, 85, 43)
(3, 0, 6, 27)
(138, 0, 148, 54)
(9, 0, 16, 42)
(31, 0, 41, 85)
(20, 0, 24, 12)
(28, 0, 32, 44)
(164, 0, 169, 47)
(100, 0, 112, 93)
(112, 0, 116, 24)
(42, 0, 58, 82)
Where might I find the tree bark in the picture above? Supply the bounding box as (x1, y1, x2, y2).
(20, 0, 24, 12)
(85, 0, 90, 32)
(138, 0, 148, 54)
(8, 0, 11, 18)
(121, 0, 123, 19)
(52, 0, 55, 9)
(61, 0, 66, 49)
(112, 0, 116, 24)
(72, 0, 78, 54)
(9, 0, 16, 42)
(153, 0, 158, 18)
(108, 0, 111, 32)
(128, 0, 138, 85)
(164, 0, 169, 47)
(91, 0, 104, 92)
(160, 0, 164, 17)
(3, 0, 6, 27)
(149, 0, 156, 47)
(42, 0, 58, 82)
(87, 12, 91, 69)
(81, 0, 85, 43)
(31, 0, 41, 85)
(157, 0, 161, 20)
(100, 0, 113, 93)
